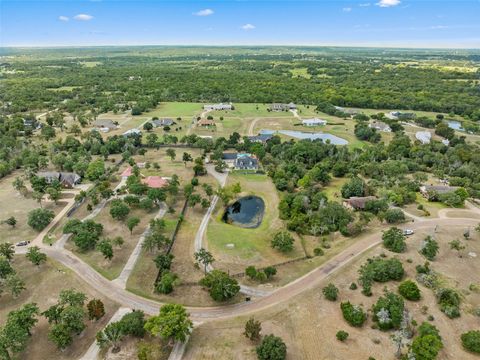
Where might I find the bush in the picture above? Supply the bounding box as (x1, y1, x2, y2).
(256, 334, 287, 360)
(384, 209, 406, 224)
(398, 280, 421, 301)
(27, 208, 54, 231)
(382, 227, 406, 253)
(349, 282, 358, 290)
(410, 322, 443, 360)
(313, 247, 324, 256)
(246, 266, 258, 280)
(271, 231, 294, 253)
(155, 271, 177, 294)
(359, 257, 405, 295)
(200, 270, 240, 301)
(336, 330, 349, 342)
(322, 283, 339, 301)
(118, 310, 146, 338)
(420, 236, 439, 261)
(341, 302, 367, 327)
(436, 288, 461, 318)
(461, 330, 480, 354)
(264, 266, 277, 279)
(372, 292, 404, 330)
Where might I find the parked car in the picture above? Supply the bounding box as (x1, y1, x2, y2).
(16, 240, 30, 246)
(403, 229, 414, 236)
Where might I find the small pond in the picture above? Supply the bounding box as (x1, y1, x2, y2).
(222, 196, 265, 228)
(447, 121, 465, 132)
(260, 129, 349, 145)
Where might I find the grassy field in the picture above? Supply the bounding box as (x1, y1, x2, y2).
(0, 172, 69, 244)
(207, 173, 305, 274)
(184, 225, 480, 360)
(66, 204, 158, 280)
(0, 257, 119, 360)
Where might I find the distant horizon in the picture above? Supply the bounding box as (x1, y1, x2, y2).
(1, 1, 479, 49)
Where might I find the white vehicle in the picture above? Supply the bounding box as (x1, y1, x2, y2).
(16, 240, 31, 246)
(403, 229, 414, 236)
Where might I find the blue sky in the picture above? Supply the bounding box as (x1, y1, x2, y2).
(1, 0, 479, 48)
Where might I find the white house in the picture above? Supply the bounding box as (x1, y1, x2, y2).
(122, 128, 142, 137)
(203, 103, 233, 111)
(415, 131, 432, 144)
(369, 121, 392, 132)
(302, 118, 327, 127)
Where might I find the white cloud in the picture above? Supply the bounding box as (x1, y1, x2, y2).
(241, 23, 256, 30)
(74, 14, 94, 21)
(376, 0, 401, 7)
(193, 9, 214, 16)
(58, 16, 69, 22)
(343, 7, 352, 12)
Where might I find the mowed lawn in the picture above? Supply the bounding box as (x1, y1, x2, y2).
(0, 257, 119, 360)
(66, 204, 158, 280)
(0, 172, 68, 244)
(207, 173, 304, 273)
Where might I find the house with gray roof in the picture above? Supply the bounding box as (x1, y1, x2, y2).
(152, 118, 174, 127)
(37, 171, 81, 188)
(270, 103, 296, 111)
(247, 134, 273, 144)
(234, 154, 259, 170)
(203, 103, 233, 111)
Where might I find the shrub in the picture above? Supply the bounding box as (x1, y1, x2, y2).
(384, 209, 406, 224)
(256, 335, 287, 360)
(27, 208, 54, 231)
(263, 266, 277, 279)
(349, 282, 358, 290)
(341, 302, 367, 327)
(398, 280, 421, 301)
(313, 247, 324, 256)
(322, 283, 339, 301)
(436, 288, 461, 318)
(118, 310, 146, 338)
(359, 257, 405, 295)
(271, 231, 294, 253)
(410, 322, 443, 360)
(372, 292, 404, 330)
(461, 330, 480, 354)
(246, 266, 258, 280)
(420, 236, 439, 261)
(155, 271, 177, 294)
(200, 270, 240, 301)
(336, 330, 349, 342)
(382, 227, 406, 253)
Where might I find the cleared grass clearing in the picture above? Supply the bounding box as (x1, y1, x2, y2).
(0, 257, 119, 360)
(207, 173, 304, 274)
(65, 204, 157, 280)
(0, 172, 68, 244)
(185, 226, 480, 360)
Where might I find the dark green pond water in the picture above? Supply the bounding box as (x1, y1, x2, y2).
(222, 196, 265, 228)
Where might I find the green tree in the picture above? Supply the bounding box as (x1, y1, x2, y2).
(384, 209, 406, 224)
(420, 236, 439, 261)
(96, 240, 114, 260)
(461, 330, 480, 354)
(26, 246, 47, 266)
(341, 177, 366, 198)
(4, 217, 17, 228)
(144, 304, 192, 343)
(118, 310, 146, 337)
(85, 159, 106, 181)
(5, 274, 26, 298)
(96, 322, 124, 353)
(271, 231, 294, 253)
(256, 334, 287, 360)
(340, 302, 367, 327)
(322, 283, 339, 301)
(411, 334, 443, 360)
(182, 152, 193, 167)
(336, 330, 349, 342)
(382, 227, 407, 253)
(0, 243, 14, 261)
(46, 187, 61, 204)
(155, 271, 177, 294)
(27, 208, 54, 231)
(244, 317, 262, 342)
(194, 248, 214, 274)
(0, 257, 14, 279)
(398, 280, 421, 301)
(199, 270, 240, 302)
(110, 201, 130, 221)
(127, 217, 140, 234)
(166, 149, 176, 161)
(154, 253, 174, 271)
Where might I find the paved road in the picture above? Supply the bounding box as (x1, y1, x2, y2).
(40, 216, 478, 322)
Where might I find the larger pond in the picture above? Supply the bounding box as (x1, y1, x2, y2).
(260, 129, 348, 145)
(222, 196, 265, 228)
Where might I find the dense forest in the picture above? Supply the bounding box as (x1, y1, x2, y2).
(1, 46, 479, 119)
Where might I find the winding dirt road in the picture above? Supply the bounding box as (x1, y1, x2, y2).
(39, 216, 478, 322)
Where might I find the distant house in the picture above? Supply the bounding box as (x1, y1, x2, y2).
(122, 128, 142, 137)
(142, 176, 168, 189)
(302, 118, 327, 127)
(420, 185, 459, 199)
(415, 131, 432, 144)
(152, 118, 174, 127)
(387, 111, 416, 120)
(222, 153, 259, 170)
(23, 118, 41, 130)
(270, 103, 296, 111)
(120, 167, 132, 179)
(203, 103, 233, 111)
(93, 119, 118, 131)
(197, 119, 215, 127)
(342, 196, 377, 211)
(247, 134, 273, 144)
(369, 121, 392, 132)
(37, 171, 81, 188)
(234, 154, 259, 170)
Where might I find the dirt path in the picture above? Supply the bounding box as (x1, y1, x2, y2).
(113, 203, 167, 288)
(248, 118, 261, 136)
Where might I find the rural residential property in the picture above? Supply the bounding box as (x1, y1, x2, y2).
(1, 2, 480, 360)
